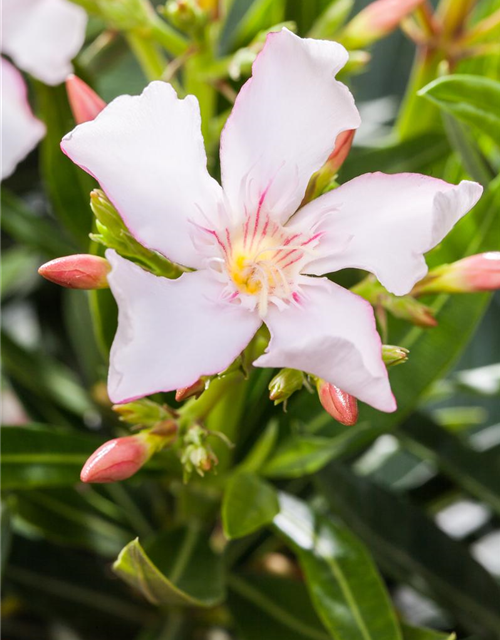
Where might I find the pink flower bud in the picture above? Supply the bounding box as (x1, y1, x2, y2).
(415, 252, 500, 295)
(38, 254, 110, 289)
(317, 381, 359, 426)
(342, 0, 425, 47)
(325, 129, 355, 175)
(175, 378, 206, 402)
(80, 435, 152, 483)
(66, 74, 106, 124)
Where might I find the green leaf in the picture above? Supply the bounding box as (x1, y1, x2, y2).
(274, 492, 402, 640)
(441, 112, 495, 185)
(341, 134, 450, 183)
(399, 413, 500, 515)
(1, 246, 39, 300)
(1, 424, 101, 489)
(10, 488, 130, 557)
(419, 75, 500, 145)
(223, 0, 285, 51)
(402, 624, 455, 640)
(5, 535, 155, 635)
(308, 0, 354, 39)
(0, 501, 12, 585)
(228, 574, 330, 640)
(1, 189, 75, 258)
(318, 463, 500, 636)
(35, 82, 95, 248)
(239, 419, 279, 472)
(222, 472, 279, 539)
(262, 426, 385, 478)
(113, 527, 225, 607)
(1, 331, 95, 419)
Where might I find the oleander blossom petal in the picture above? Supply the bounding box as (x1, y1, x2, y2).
(1, 58, 46, 180)
(1, 0, 87, 86)
(62, 29, 483, 412)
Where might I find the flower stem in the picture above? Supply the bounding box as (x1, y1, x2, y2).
(126, 31, 166, 81)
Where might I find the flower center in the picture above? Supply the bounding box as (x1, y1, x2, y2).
(193, 208, 323, 317)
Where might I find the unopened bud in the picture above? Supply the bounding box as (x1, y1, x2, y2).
(385, 295, 437, 328)
(269, 368, 304, 405)
(80, 433, 161, 483)
(317, 380, 358, 426)
(181, 425, 218, 480)
(326, 129, 355, 175)
(162, 0, 207, 33)
(341, 0, 425, 48)
(382, 345, 409, 367)
(113, 398, 171, 425)
(413, 253, 500, 295)
(176, 378, 206, 402)
(38, 254, 110, 289)
(66, 75, 106, 124)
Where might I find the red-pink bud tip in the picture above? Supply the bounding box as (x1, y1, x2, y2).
(327, 129, 355, 174)
(66, 74, 106, 124)
(38, 254, 110, 289)
(80, 436, 150, 483)
(361, 0, 425, 33)
(317, 382, 359, 426)
(456, 252, 500, 292)
(175, 378, 206, 402)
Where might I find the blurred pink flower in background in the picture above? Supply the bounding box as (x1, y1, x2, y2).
(1, 0, 87, 178)
(1, 58, 45, 179)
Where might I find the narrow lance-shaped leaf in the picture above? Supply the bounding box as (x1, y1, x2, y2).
(273, 492, 402, 640)
(1, 424, 101, 490)
(419, 75, 500, 146)
(399, 413, 500, 516)
(318, 462, 500, 636)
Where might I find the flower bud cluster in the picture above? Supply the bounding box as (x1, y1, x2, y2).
(180, 425, 219, 481)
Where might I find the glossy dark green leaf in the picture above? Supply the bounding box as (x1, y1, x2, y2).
(228, 574, 330, 640)
(1, 189, 75, 258)
(419, 75, 500, 145)
(1, 330, 95, 419)
(1, 246, 39, 299)
(5, 535, 156, 636)
(318, 463, 500, 636)
(35, 82, 95, 248)
(1, 505, 12, 577)
(223, 0, 285, 51)
(113, 527, 225, 607)
(222, 472, 279, 539)
(402, 624, 455, 640)
(399, 413, 500, 515)
(1, 424, 101, 489)
(274, 492, 402, 640)
(441, 112, 495, 185)
(262, 425, 385, 478)
(239, 419, 279, 472)
(10, 488, 130, 557)
(341, 134, 450, 182)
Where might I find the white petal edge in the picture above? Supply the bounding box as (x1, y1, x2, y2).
(289, 172, 483, 296)
(62, 82, 225, 270)
(106, 251, 262, 404)
(254, 277, 396, 412)
(220, 28, 360, 225)
(1, 0, 87, 85)
(1, 58, 46, 180)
